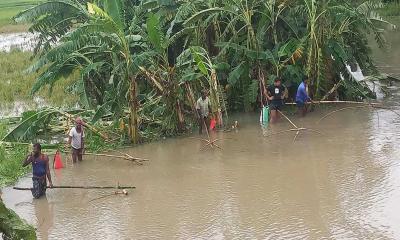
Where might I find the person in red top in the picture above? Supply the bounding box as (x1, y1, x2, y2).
(22, 143, 53, 199)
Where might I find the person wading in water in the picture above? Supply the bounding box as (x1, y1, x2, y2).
(22, 143, 53, 199)
(67, 117, 85, 163)
(267, 78, 287, 123)
(196, 90, 212, 134)
(296, 77, 313, 117)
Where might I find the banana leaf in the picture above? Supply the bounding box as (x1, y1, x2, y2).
(2, 109, 61, 142)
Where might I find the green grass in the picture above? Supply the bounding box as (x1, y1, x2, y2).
(0, 50, 79, 110)
(0, 0, 40, 33)
(0, 124, 30, 187)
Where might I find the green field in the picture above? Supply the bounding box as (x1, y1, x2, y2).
(0, 50, 78, 108)
(0, 0, 40, 33)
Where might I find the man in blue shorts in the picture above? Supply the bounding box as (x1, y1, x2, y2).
(296, 77, 313, 116)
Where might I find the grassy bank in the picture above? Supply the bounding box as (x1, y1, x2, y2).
(0, 124, 30, 187)
(0, 0, 39, 33)
(0, 50, 78, 110)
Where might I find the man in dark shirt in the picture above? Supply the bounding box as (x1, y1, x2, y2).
(267, 78, 287, 123)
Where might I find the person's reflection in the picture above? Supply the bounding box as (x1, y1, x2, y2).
(33, 196, 54, 240)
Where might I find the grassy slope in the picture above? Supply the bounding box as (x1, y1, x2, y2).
(0, 50, 79, 109)
(0, 124, 30, 187)
(0, 0, 39, 33)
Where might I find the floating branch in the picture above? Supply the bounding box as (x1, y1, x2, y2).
(61, 150, 149, 165)
(190, 119, 222, 150)
(272, 110, 323, 143)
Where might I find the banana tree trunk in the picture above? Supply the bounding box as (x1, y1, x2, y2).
(258, 66, 268, 106)
(185, 82, 199, 118)
(209, 69, 223, 127)
(176, 99, 185, 132)
(129, 75, 139, 144)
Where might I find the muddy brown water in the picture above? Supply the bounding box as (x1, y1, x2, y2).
(3, 99, 400, 240)
(2, 20, 400, 240)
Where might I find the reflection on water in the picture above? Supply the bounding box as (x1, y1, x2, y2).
(0, 32, 36, 52)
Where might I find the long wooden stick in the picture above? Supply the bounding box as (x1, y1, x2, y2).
(317, 104, 400, 123)
(317, 106, 367, 124)
(278, 110, 298, 129)
(84, 152, 148, 162)
(285, 100, 381, 106)
(61, 150, 148, 162)
(13, 185, 135, 191)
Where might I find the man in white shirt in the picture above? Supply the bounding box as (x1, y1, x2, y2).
(67, 117, 85, 163)
(196, 90, 211, 134)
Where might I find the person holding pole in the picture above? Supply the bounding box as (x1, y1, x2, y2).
(296, 77, 313, 117)
(67, 117, 85, 163)
(267, 78, 287, 123)
(196, 90, 212, 134)
(22, 143, 53, 199)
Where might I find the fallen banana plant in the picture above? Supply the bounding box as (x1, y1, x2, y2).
(1, 108, 109, 142)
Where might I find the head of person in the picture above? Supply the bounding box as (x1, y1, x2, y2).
(274, 78, 281, 87)
(33, 143, 41, 157)
(201, 90, 207, 100)
(75, 117, 83, 130)
(303, 77, 309, 85)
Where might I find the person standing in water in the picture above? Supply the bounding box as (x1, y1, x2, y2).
(22, 143, 53, 199)
(196, 90, 212, 134)
(67, 117, 85, 163)
(267, 78, 287, 123)
(296, 77, 313, 116)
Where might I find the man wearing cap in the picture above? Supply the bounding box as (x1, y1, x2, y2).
(67, 118, 85, 163)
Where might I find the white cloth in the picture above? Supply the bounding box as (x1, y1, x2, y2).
(69, 127, 84, 149)
(196, 97, 210, 117)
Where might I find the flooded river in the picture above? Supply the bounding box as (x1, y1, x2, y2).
(2, 97, 400, 239)
(2, 20, 400, 240)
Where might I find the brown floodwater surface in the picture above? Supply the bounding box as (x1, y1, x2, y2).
(2, 19, 400, 240)
(3, 100, 400, 239)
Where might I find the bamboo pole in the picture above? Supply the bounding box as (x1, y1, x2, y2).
(83, 152, 148, 162)
(13, 185, 135, 191)
(317, 106, 367, 124)
(275, 110, 322, 142)
(317, 104, 400, 123)
(277, 110, 298, 129)
(61, 150, 148, 163)
(285, 100, 382, 106)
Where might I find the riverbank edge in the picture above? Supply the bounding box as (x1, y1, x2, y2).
(0, 197, 37, 240)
